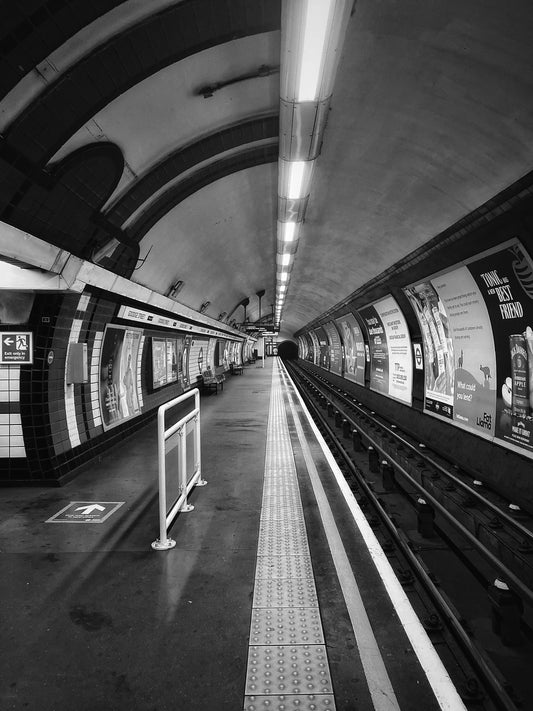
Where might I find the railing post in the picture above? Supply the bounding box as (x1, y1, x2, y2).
(151, 407, 176, 550)
(195, 391, 207, 487)
(151, 388, 206, 550)
(179, 427, 194, 512)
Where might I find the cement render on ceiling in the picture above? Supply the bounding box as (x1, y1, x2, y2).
(51, 32, 280, 204)
(134, 163, 278, 322)
(2, 0, 533, 342)
(281, 0, 533, 337)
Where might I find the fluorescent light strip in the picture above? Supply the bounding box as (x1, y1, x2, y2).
(279, 272, 289, 282)
(287, 161, 306, 199)
(280, 253, 291, 266)
(297, 0, 333, 101)
(281, 221, 297, 242)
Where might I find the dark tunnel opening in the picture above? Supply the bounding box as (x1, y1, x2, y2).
(277, 340, 298, 359)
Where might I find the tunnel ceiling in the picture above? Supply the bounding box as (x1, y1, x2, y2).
(1, 1, 533, 339)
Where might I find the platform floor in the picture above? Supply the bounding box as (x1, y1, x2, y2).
(0, 358, 466, 711)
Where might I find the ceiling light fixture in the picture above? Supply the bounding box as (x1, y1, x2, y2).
(280, 221, 297, 242)
(297, 0, 334, 101)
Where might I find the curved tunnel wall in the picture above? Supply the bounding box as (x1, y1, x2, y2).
(296, 188, 533, 512)
(1, 289, 247, 485)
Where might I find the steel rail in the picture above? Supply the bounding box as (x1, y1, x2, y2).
(299, 364, 533, 543)
(290, 364, 533, 609)
(289, 369, 518, 711)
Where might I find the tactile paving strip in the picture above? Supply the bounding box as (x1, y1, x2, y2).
(245, 645, 333, 695)
(255, 556, 314, 580)
(244, 362, 336, 711)
(253, 578, 318, 608)
(244, 695, 336, 711)
(250, 608, 325, 645)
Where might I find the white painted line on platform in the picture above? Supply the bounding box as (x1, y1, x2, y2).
(243, 361, 336, 711)
(281, 366, 400, 711)
(280, 360, 468, 711)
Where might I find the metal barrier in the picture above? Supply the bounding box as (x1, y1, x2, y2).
(151, 388, 207, 550)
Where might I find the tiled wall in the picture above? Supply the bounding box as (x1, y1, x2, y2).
(0, 290, 241, 485)
(0, 365, 25, 459)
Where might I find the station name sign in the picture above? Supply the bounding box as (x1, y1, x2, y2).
(0, 331, 33, 365)
(117, 305, 239, 341)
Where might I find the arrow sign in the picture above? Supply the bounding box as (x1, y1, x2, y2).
(46, 501, 124, 523)
(75, 504, 105, 515)
(1, 331, 33, 364)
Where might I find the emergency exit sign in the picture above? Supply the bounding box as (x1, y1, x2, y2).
(0, 332, 33, 364)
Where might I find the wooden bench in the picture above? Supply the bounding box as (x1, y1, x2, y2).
(230, 362, 244, 375)
(198, 368, 224, 395)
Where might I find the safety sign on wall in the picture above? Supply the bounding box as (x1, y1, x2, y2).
(0, 331, 33, 364)
(46, 501, 125, 523)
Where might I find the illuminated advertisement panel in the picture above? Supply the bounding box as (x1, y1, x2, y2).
(467, 241, 533, 454)
(360, 295, 413, 405)
(308, 330, 320, 365)
(335, 312, 366, 386)
(99, 326, 142, 430)
(405, 267, 496, 434)
(323, 321, 343, 375)
(304, 333, 314, 362)
(166, 339, 178, 383)
(152, 338, 167, 387)
(313, 327, 330, 369)
(298, 336, 308, 360)
(405, 239, 533, 456)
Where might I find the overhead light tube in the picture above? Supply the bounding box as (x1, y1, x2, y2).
(279, 221, 297, 242)
(288, 161, 306, 198)
(297, 0, 334, 101)
(279, 159, 314, 200)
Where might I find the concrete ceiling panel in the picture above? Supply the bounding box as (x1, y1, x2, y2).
(51, 31, 280, 202)
(132, 163, 277, 322)
(284, 0, 533, 335)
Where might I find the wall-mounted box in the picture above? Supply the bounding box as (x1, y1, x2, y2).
(66, 343, 88, 384)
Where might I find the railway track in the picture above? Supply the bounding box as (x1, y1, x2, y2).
(285, 360, 533, 711)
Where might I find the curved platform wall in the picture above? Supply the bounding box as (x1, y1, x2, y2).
(0, 289, 245, 485)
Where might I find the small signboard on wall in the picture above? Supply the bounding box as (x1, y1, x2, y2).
(0, 331, 33, 364)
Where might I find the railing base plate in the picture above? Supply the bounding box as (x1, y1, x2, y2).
(151, 538, 176, 551)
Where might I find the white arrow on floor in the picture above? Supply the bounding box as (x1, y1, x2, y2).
(75, 504, 106, 515)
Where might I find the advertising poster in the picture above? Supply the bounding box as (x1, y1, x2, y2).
(313, 327, 330, 370)
(304, 333, 315, 362)
(99, 326, 142, 430)
(298, 336, 308, 360)
(335, 312, 366, 385)
(152, 338, 167, 388)
(406, 268, 496, 434)
(323, 321, 343, 375)
(360, 304, 388, 395)
(467, 241, 533, 454)
(308, 330, 320, 366)
(360, 296, 413, 404)
(166, 339, 178, 383)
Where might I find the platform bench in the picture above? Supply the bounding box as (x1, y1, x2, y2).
(198, 368, 224, 395)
